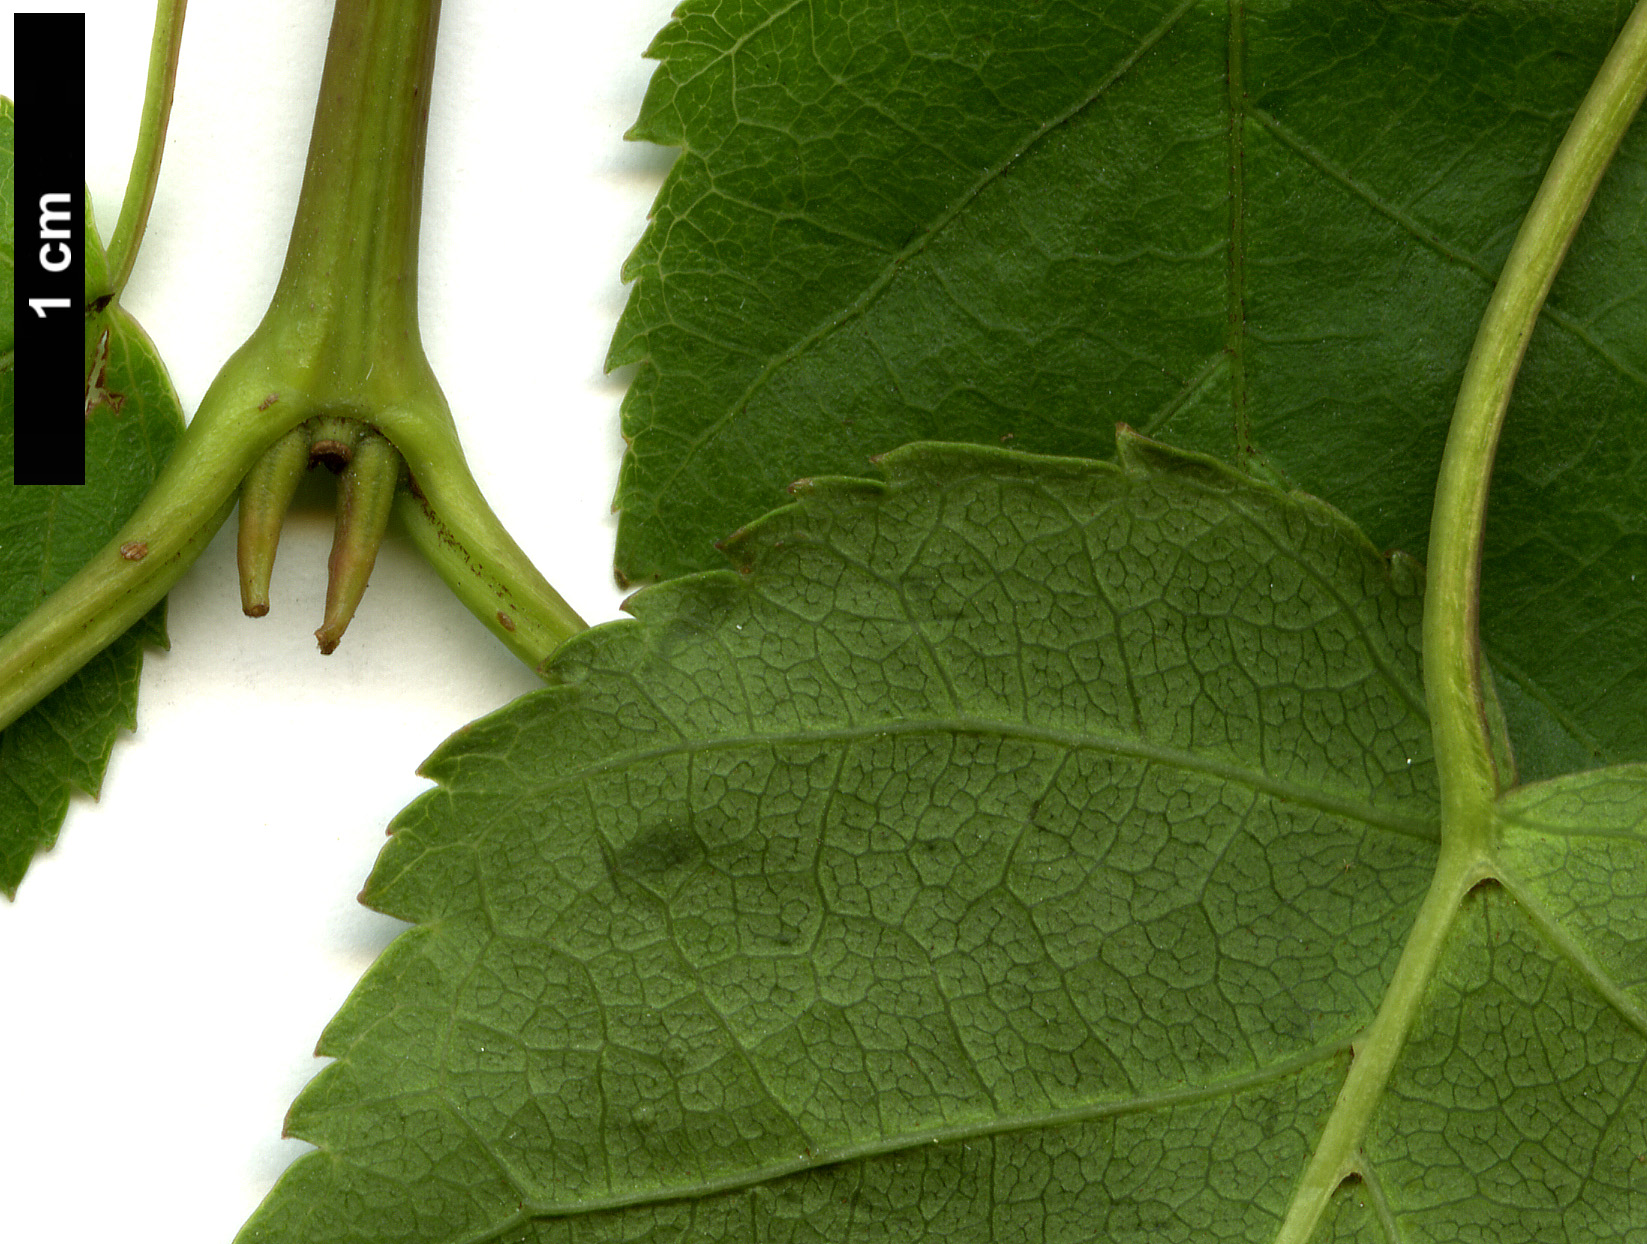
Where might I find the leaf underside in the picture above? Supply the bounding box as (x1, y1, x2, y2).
(237, 436, 1647, 1242)
(0, 101, 185, 897)
(608, 0, 1647, 778)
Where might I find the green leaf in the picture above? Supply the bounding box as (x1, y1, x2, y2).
(83, 184, 112, 305)
(1494, 765, 1647, 1020)
(608, 0, 1647, 777)
(239, 435, 1488, 1242)
(1356, 767, 1647, 1237)
(0, 106, 185, 897)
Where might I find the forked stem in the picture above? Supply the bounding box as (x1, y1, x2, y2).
(1275, 5, 1647, 1240)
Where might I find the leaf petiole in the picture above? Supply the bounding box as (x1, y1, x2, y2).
(103, 0, 187, 298)
(1277, 4, 1647, 1237)
(1423, 0, 1647, 839)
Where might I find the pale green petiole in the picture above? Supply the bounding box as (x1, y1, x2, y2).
(0, 345, 291, 738)
(1275, 3, 1647, 1239)
(396, 469, 586, 675)
(0, 0, 584, 735)
(1424, 0, 1647, 835)
(104, 0, 188, 298)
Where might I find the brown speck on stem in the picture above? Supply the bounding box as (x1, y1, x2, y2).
(496, 611, 517, 633)
(120, 541, 149, 561)
(258, 393, 280, 411)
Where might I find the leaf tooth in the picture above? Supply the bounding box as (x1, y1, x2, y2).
(716, 475, 888, 569)
(1114, 423, 1245, 489)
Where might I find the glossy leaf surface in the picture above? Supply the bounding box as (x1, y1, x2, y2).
(0, 101, 185, 896)
(242, 436, 1641, 1241)
(608, 0, 1647, 777)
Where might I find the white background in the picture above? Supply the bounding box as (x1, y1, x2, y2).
(1, 2, 673, 1239)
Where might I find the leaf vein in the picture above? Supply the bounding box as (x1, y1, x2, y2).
(1247, 106, 1647, 391)
(640, 0, 1202, 508)
(1496, 870, 1647, 1042)
(527, 716, 1437, 840)
(509, 1036, 1354, 1222)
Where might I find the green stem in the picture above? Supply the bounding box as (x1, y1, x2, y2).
(104, 0, 187, 297)
(250, 0, 583, 661)
(258, 0, 435, 387)
(1276, 8, 1647, 1238)
(0, 346, 298, 734)
(396, 464, 586, 672)
(1273, 843, 1488, 1244)
(1423, 0, 1647, 842)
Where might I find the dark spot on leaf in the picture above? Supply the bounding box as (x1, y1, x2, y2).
(613, 820, 704, 885)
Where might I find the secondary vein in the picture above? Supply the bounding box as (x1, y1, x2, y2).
(516, 1036, 1354, 1222)
(642, 0, 1203, 511)
(499, 714, 1439, 842)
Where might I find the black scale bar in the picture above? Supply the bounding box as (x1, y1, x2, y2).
(12, 12, 87, 485)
